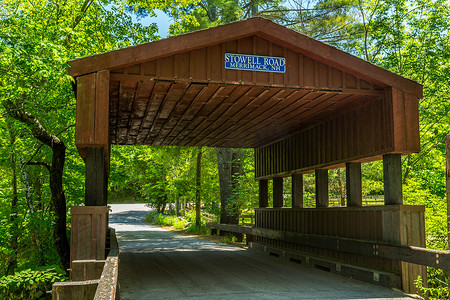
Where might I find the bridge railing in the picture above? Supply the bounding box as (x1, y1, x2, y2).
(206, 222, 450, 272)
(93, 228, 119, 300)
(51, 227, 119, 300)
(202, 211, 255, 226)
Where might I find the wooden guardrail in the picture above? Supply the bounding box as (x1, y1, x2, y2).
(239, 214, 254, 225)
(201, 212, 218, 223)
(94, 228, 119, 300)
(52, 228, 119, 300)
(202, 211, 255, 225)
(206, 223, 450, 271)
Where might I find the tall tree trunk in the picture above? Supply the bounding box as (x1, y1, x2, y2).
(20, 158, 46, 265)
(4, 100, 70, 271)
(6, 122, 18, 275)
(20, 157, 34, 214)
(195, 148, 202, 227)
(445, 134, 449, 295)
(337, 169, 345, 206)
(216, 148, 243, 225)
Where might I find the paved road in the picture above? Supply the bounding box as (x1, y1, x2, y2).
(109, 204, 414, 300)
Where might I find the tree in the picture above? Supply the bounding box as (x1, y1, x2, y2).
(0, 0, 158, 272)
(195, 148, 202, 226)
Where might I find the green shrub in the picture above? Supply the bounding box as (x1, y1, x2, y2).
(415, 271, 448, 300)
(0, 266, 66, 300)
(186, 223, 209, 235)
(173, 219, 186, 230)
(184, 209, 197, 224)
(154, 214, 165, 225)
(221, 234, 233, 244)
(146, 212, 185, 228)
(144, 211, 158, 223)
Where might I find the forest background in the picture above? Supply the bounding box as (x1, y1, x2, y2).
(0, 0, 449, 298)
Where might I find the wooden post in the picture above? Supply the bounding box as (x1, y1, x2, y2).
(273, 177, 283, 208)
(383, 154, 403, 205)
(70, 206, 108, 263)
(315, 169, 328, 208)
(292, 173, 303, 208)
(346, 162, 362, 206)
(446, 134, 450, 295)
(85, 147, 108, 206)
(259, 179, 268, 208)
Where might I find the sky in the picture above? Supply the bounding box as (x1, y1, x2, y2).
(135, 9, 172, 38)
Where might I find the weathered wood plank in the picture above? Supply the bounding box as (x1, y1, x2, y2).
(75, 73, 96, 147)
(292, 173, 303, 208)
(383, 154, 403, 205)
(315, 169, 328, 208)
(207, 221, 448, 270)
(85, 148, 107, 206)
(273, 177, 283, 208)
(346, 162, 362, 206)
(259, 180, 269, 208)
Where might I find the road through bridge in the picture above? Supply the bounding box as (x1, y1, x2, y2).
(110, 204, 413, 300)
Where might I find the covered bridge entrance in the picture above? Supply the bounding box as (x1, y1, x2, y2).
(61, 17, 435, 298)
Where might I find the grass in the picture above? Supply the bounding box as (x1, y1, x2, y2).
(144, 211, 247, 248)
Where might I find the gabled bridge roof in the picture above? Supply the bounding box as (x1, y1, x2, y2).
(70, 17, 421, 172)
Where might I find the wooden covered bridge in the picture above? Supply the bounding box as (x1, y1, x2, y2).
(52, 17, 450, 299)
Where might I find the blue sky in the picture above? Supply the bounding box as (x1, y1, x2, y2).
(135, 9, 171, 38)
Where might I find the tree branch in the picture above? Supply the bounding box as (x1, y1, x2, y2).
(4, 99, 64, 150)
(26, 161, 51, 172)
(25, 124, 75, 165)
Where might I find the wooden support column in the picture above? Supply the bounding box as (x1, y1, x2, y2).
(315, 169, 328, 208)
(292, 174, 303, 208)
(273, 177, 283, 208)
(85, 147, 108, 206)
(259, 179, 268, 208)
(346, 162, 362, 206)
(383, 154, 403, 205)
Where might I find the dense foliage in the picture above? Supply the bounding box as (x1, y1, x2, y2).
(1, 0, 449, 298)
(0, 266, 66, 300)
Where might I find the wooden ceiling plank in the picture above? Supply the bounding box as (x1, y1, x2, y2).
(109, 80, 120, 144)
(291, 94, 356, 126)
(116, 81, 138, 144)
(126, 80, 156, 144)
(253, 94, 363, 146)
(188, 87, 281, 146)
(125, 81, 152, 144)
(174, 86, 251, 146)
(246, 93, 339, 145)
(187, 87, 266, 145)
(152, 83, 201, 145)
(165, 85, 218, 145)
(135, 81, 172, 144)
(158, 84, 206, 145)
(227, 90, 315, 143)
(277, 93, 358, 131)
(168, 85, 220, 145)
(144, 82, 190, 145)
(204, 89, 297, 145)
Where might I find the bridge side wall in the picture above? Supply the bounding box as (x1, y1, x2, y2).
(254, 205, 426, 293)
(255, 87, 419, 179)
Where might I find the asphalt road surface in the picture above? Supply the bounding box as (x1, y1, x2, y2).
(109, 204, 414, 300)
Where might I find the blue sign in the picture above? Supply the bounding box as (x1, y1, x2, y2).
(224, 53, 286, 73)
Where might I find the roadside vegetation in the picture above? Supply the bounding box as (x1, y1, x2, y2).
(145, 210, 246, 246)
